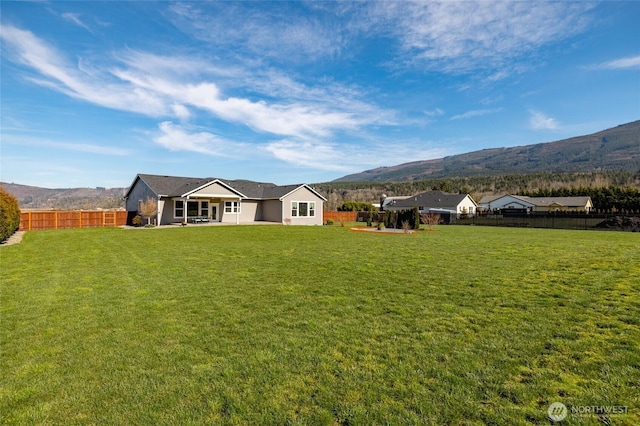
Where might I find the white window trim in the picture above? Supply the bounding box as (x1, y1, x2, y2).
(224, 200, 241, 214)
(174, 199, 185, 218)
(291, 201, 316, 218)
(174, 199, 211, 219)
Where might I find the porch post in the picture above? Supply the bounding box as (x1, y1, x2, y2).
(236, 199, 240, 224)
(184, 196, 188, 223)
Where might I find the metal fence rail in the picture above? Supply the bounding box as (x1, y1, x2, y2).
(457, 213, 639, 231)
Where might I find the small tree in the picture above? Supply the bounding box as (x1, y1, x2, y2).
(0, 186, 20, 243)
(420, 212, 440, 230)
(139, 197, 158, 226)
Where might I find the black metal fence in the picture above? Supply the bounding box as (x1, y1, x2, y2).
(456, 213, 640, 231)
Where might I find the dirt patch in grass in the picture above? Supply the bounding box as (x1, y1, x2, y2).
(350, 227, 416, 234)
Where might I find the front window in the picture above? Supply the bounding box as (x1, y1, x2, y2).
(291, 201, 315, 218)
(225, 201, 240, 213)
(187, 201, 199, 217)
(175, 200, 184, 217)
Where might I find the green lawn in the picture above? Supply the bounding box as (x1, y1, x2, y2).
(1, 225, 638, 425)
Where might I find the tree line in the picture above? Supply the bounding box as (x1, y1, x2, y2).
(315, 170, 640, 211)
(519, 186, 640, 213)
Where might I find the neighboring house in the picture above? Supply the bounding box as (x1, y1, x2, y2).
(479, 194, 535, 212)
(380, 196, 411, 210)
(481, 194, 593, 213)
(383, 190, 478, 217)
(124, 174, 326, 225)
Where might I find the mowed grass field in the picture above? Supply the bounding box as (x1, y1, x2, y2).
(1, 225, 638, 425)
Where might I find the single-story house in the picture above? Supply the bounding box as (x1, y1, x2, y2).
(124, 174, 326, 225)
(383, 190, 478, 217)
(479, 194, 593, 213)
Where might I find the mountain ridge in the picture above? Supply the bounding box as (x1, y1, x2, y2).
(335, 120, 640, 182)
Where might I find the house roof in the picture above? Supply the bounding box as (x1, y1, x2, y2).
(478, 194, 505, 204)
(127, 174, 326, 201)
(479, 194, 592, 208)
(520, 196, 592, 207)
(387, 190, 475, 209)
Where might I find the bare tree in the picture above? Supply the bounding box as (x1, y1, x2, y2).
(139, 197, 158, 226)
(420, 212, 440, 230)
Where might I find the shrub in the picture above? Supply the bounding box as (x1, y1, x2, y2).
(325, 219, 334, 226)
(385, 208, 420, 229)
(138, 197, 158, 225)
(338, 201, 376, 212)
(132, 215, 144, 227)
(0, 186, 20, 243)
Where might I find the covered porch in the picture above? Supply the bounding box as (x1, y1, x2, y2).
(161, 195, 243, 225)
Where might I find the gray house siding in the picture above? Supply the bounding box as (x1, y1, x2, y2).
(125, 174, 326, 226)
(281, 188, 324, 225)
(262, 200, 283, 222)
(125, 178, 157, 213)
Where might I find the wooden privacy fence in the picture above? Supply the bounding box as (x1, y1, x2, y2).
(323, 211, 358, 223)
(19, 210, 128, 231)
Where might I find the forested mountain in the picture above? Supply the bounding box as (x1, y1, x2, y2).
(1, 182, 126, 210)
(336, 121, 640, 182)
(315, 171, 640, 211)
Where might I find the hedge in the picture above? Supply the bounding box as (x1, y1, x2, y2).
(0, 186, 21, 243)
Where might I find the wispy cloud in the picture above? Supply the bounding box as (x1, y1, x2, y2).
(0, 25, 389, 142)
(529, 110, 559, 130)
(153, 122, 247, 156)
(62, 13, 93, 33)
(366, 1, 592, 74)
(591, 55, 640, 70)
(167, 2, 347, 64)
(450, 108, 502, 121)
(3, 134, 131, 156)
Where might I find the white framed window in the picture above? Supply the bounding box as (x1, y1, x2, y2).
(291, 201, 315, 218)
(225, 201, 240, 213)
(174, 200, 184, 217)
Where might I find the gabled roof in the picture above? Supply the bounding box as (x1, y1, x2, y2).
(478, 194, 505, 204)
(477, 194, 592, 208)
(522, 196, 592, 207)
(388, 190, 476, 208)
(126, 174, 326, 201)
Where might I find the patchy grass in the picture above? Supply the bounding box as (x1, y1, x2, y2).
(1, 225, 639, 424)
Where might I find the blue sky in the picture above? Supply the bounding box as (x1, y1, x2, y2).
(1, 1, 639, 188)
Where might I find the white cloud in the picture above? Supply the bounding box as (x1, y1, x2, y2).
(1, 25, 389, 143)
(595, 55, 640, 70)
(366, 1, 592, 73)
(450, 108, 502, 121)
(529, 110, 559, 130)
(264, 140, 351, 172)
(2, 134, 131, 156)
(264, 136, 452, 173)
(153, 121, 244, 156)
(424, 108, 444, 117)
(62, 13, 93, 33)
(167, 2, 346, 63)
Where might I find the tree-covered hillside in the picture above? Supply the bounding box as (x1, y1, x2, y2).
(315, 170, 640, 211)
(336, 120, 640, 182)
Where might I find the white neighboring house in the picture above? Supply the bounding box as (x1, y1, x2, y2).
(480, 194, 593, 213)
(383, 190, 478, 217)
(479, 195, 535, 212)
